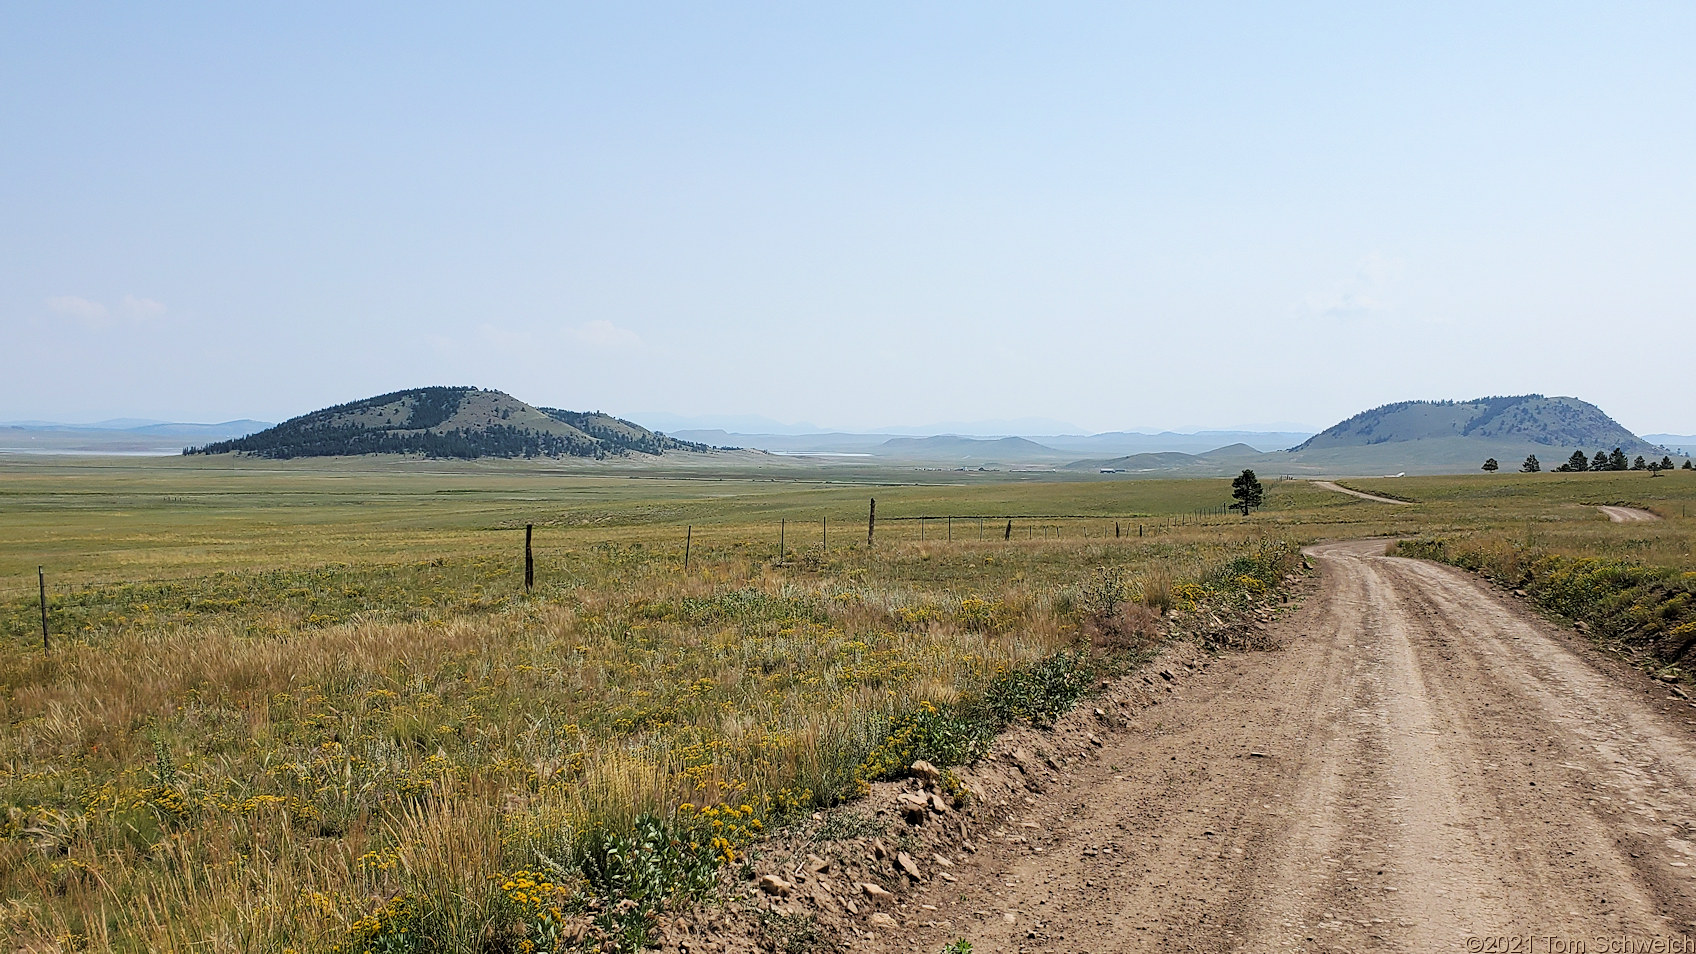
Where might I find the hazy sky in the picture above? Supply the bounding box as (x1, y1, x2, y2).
(4, 4, 1693, 434)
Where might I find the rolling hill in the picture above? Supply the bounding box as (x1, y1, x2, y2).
(1067, 396, 1680, 476)
(1291, 395, 1659, 455)
(873, 435, 1068, 463)
(1267, 395, 1669, 473)
(185, 387, 710, 460)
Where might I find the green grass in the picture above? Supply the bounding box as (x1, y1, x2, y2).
(0, 455, 1254, 592)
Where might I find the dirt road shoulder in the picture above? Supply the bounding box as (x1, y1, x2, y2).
(774, 541, 1696, 954)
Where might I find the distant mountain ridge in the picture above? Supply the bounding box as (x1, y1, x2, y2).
(669, 428, 1313, 459)
(0, 419, 270, 455)
(186, 387, 709, 460)
(1, 419, 270, 438)
(874, 435, 1066, 460)
(1292, 395, 1660, 455)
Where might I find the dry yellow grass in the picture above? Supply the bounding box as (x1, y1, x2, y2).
(15, 459, 1691, 950)
(1, 458, 1304, 951)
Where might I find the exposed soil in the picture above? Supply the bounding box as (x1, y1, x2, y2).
(1599, 505, 1661, 522)
(1312, 481, 1410, 505)
(664, 540, 1696, 954)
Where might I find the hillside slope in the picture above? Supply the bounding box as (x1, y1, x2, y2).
(1293, 395, 1659, 454)
(1063, 397, 1682, 477)
(186, 387, 709, 460)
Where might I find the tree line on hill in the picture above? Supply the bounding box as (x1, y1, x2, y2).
(185, 424, 615, 460)
(181, 386, 713, 461)
(537, 409, 709, 456)
(1491, 450, 1691, 474)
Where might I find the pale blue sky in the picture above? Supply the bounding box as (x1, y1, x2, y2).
(4, 3, 1692, 433)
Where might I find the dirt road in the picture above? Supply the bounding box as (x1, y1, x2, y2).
(881, 541, 1696, 953)
(1313, 480, 1410, 505)
(1600, 505, 1660, 522)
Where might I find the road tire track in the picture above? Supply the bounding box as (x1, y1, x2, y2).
(1313, 480, 1411, 505)
(877, 540, 1696, 953)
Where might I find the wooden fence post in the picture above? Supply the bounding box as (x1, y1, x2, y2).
(684, 525, 692, 570)
(822, 516, 827, 551)
(38, 566, 49, 651)
(779, 519, 785, 561)
(1004, 519, 1012, 540)
(868, 498, 876, 548)
(524, 525, 534, 591)
(947, 516, 952, 542)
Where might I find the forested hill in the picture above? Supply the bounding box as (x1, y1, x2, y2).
(185, 387, 710, 460)
(1292, 395, 1660, 454)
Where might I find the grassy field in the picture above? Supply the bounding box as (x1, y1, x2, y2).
(2, 456, 1694, 951)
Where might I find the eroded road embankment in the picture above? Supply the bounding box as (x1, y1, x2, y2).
(884, 541, 1696, 953)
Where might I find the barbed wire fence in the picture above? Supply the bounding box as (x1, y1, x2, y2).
(6, 496, 1255, 644)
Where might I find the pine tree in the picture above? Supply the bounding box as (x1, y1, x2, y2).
(1609, 448, 1630, 471)
(1230, 469, 1265, 515)
(1521, 454, 1541, 473)
(1632, 455, 1647, 471)
(1662, 456, 1675, 470)
(1482, 458, 1499, 472)
(1569, 450, 1590, 472)
(1592, 450, 1610, 471)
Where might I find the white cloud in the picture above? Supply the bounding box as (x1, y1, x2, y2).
(46, 294, 168, 327)
(46, 296, 109, 323)
(569, 319, 643, 349)
(121, 295, 167, 319)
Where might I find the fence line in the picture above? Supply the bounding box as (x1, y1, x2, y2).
(4, 506, 1246, 603)
(875, 513, 1150, 521)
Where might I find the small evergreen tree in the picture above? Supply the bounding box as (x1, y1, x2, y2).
(1662, 456, 1675, 470)
(1482, 458, 1499, 472)
(1230, 469, 1265, 515)
(1686, 460, 1695, 471)
(1592, 450, 1610, 471)
(1632, 455, 1647, 471)
(1609, 447, 1630, 471)
(1568, 450, 1590, 472)
(1522, 454, 1541, 473)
